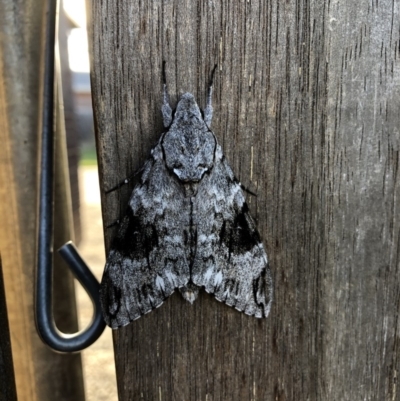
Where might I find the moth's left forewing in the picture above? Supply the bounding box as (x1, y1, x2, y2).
(192, 145, 273, 318)
(101, 143, 191, 328)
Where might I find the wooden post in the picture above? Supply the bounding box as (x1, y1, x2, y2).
(89, 1, 400, 399)
(0, 1, 85, 400)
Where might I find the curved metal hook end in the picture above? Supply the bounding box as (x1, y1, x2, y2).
(35, 242, 105, 353)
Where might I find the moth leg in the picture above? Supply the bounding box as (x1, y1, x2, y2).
(161, 60, 173, 127)
(204, 64, 217, 127)
(240, 183, 257, 197)
(105, 219, 120, 229)
(105, 169, 142, 194)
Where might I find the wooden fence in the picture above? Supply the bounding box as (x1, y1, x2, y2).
(90, 0, 400, 399)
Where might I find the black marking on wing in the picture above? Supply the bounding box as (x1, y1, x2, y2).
(106, 285, 122, 320)
(112, 207, 159, 260)
(252, 266, 271, 318)
(219, 203, 261, 255)
(219, 220, 226, 245)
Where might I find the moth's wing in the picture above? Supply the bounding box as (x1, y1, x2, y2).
(100, 143, 191, 328)
(192, 145, 273, 318)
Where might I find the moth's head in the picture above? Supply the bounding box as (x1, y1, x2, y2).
(162, 93, 216, 183)
(173, 93, 203, 125)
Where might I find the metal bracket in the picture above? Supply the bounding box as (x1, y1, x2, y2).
(35, 0, 105, 353)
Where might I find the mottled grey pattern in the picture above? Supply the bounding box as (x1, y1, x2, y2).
(100, 81, 273, 328)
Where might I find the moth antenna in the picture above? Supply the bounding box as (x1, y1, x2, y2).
(162, 61, 173, 127)
(162, 60, 167, 86)
(204, 64, 217, 127)
(208, 64, 217, 88)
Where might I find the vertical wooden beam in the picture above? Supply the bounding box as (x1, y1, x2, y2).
(0, 1, 85, 400)
(321, 3, 400, 398)
(90, 0, 400, 399)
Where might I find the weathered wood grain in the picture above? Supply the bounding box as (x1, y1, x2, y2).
(90, 1, 400, 399)
(0, 1, 85, 399)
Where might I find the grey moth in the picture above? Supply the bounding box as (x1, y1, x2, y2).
(100, 66, 273, 328)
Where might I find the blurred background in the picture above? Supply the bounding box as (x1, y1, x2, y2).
(62, 0, 117, 399)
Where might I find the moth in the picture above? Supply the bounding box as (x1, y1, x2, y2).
(100, 66, 273, 328)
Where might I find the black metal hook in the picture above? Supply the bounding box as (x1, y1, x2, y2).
(35, 0, 105, 353)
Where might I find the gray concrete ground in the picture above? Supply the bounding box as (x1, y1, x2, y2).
(76, 166, 118, 401)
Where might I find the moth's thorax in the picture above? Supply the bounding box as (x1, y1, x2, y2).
(162, 92, 216, 183)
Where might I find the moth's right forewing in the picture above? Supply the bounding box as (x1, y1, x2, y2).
(192, 145, 273, 318)
(100, 143, 191, 328)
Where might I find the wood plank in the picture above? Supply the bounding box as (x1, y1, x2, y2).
(0, 1, 85, 399)
(90, 0, 400, 399)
